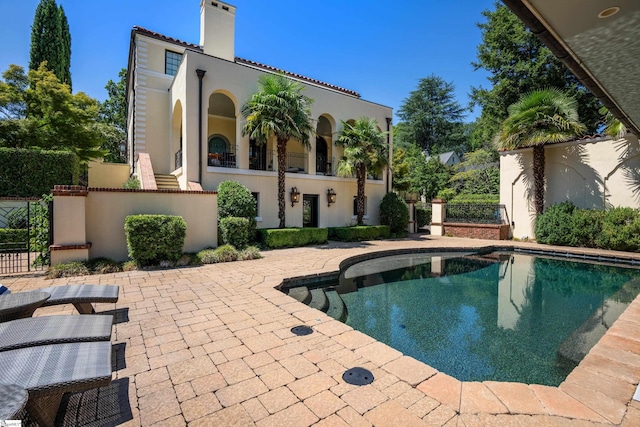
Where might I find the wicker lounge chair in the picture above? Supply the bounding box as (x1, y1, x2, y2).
(1, 341, 113, 426)
(0, 314, 113, 351)
(0, 284, 119, 314)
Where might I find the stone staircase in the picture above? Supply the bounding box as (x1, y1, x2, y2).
(287, 286, 347, 323)
(154, 174, 180, 190)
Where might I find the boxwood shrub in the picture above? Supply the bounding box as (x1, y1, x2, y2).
(218, 180, 257, 233)
(379, 192, 409, 233)
(220, 217, 250, 249)
(124, 214, 186, 266)
(257, 228, 328, 249)
(416, 208, 431, 228)
(535, 202, 577, 246)
(328, 225, 390, 241)
(0, 148, 78, 197)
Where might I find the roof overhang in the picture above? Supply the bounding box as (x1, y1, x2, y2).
(502, 0, 640, 136)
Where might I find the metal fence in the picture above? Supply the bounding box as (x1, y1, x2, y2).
(445, 203, 509, 225)
(0, 198, 51, 274)
(208, 145, 238, 168)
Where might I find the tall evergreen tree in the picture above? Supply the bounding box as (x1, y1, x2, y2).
(29, 0, 71, 89)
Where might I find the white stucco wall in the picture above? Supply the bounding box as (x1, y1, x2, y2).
(500, 134, 640, 239)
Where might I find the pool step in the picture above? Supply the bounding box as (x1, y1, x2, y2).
(309, 288, 329, 312)
(288, 287, 311, 305)
(326, 290, 348, 323)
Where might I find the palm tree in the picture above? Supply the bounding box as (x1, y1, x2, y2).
(494, 88, 585, 216)
(599, 106, 627, 139)
(242, 74, 314, 228)
(336, 117, 389, 225)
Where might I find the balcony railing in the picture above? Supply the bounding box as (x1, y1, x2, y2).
(249, 149, 274, 171)
(208, 145, 237, 168)
(175, 149, 182, 170)
(316, 156, 334, 176)
(285, 152, 307, 174)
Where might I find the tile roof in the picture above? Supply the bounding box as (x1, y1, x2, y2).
(131, 26, 360, 98)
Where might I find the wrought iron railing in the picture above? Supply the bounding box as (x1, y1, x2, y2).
(208, 145, 238, 168)
(445, 203, 508, 224)
(250, 149, 274, 171)
(285, 152, 307, 173)
(316, 156, 334, 176)
(175, 148, 182, 170)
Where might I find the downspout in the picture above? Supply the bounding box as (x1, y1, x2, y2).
(196, 69, 206, 183)
(386, 117, 392, 194)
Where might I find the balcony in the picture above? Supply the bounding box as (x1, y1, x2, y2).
(285, 152, 307, 174)
(316, 156, 334, 176)
(249, 149, 274, 171)
(208, 145, 237, 168)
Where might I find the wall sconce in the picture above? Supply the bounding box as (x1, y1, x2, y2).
(290, 187, 300, 207)
(327, 188, 337, 207)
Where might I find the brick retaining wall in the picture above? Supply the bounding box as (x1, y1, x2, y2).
(444, 222, 510, 240)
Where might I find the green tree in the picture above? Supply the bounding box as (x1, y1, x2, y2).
(241, 74, 314, 228)
(336, 118, 388, 225)
(0, 64, 106, 161)
(599, 106, 627, 139)
(397, 75, 467, 155)
(449, 148, 499, 195)
(29, 0, 71, 89)
(421, 157, 453, 201)
(471, 3, 600, 144)
(100, 68, 127, 162)
(494, 88, 585, 215)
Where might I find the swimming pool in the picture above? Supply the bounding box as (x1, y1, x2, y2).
(329, 250, 640, 386)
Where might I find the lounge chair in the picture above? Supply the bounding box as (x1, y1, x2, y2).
(0, 314, 113, 351)
(1, 341, 113, 426)
(0, 284, 119, 314)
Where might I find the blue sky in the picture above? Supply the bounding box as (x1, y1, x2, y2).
(0, 0, 496, 122)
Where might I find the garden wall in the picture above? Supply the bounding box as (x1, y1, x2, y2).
(443, 223, 510, 240)
(51, 186, 217, 264)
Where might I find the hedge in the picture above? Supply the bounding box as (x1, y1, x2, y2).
(328, 225, 390, 241)
(0, 148, 78, 197)
(379, 193, 409, 233)
(124, 215, 186, 266)
(416, 207, 431, 228)
(0, 228, 28, 251)
(449, 193, 500, 204)
(257, 227, 328, 249)
(220, 217, 250, 249)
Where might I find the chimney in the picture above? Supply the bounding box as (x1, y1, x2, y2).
(199, 0, 236, 61)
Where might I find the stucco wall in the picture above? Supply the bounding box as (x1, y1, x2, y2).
(500, 134, 640, 239)
(88, 160, 130, 188)
(84, 190, 217, 261)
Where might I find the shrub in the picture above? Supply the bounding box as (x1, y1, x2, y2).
(124, 214, 187, 266)
(436, 188, 456, 201)
(122, 260, 139, 271)
(0, 228, 28, 251)
(218, 181, 257, 233)
(596, 207, 640, 252)
(379, 193, 409, 233)
(449, 194, 500, 204)
(416, 208, 431, 228)
(123, 176, 141, 189)
(29, 196, 52, 266)
(239, 246, 262, 260)
(85, 258, 122, 274)
(198, 244, 239, 263)
(257, 228, 328, 249)
(535, 202, 576, 245)
(570, 209, 604, 247)
(46, 261, 90, 279)
(0, 148, 79, 197)
(220, 217, 250, 249)
(329, 225, 390, 241)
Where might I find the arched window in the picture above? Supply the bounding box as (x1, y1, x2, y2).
(208, 135, 235, 167)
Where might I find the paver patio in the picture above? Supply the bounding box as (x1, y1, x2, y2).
(4, 235, 640, 426)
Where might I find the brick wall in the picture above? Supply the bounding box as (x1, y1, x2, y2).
(444, 223, 510, 240)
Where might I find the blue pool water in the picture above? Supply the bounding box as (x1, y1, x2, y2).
(335, 251, 640, 385)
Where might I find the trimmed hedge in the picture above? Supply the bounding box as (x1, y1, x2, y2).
(379, 193, 409, 233)
(0, 228, 28, 250)
(124, 214, 186, 266)
(328, 225, 390, 241)
(450, 193, 500, 204)
(218, 180, 257, 231)
(0, 148, 78, 197)
(220, 217, 250, 249)
(257, 227, 328, 249)
(416, 207, 431, 228)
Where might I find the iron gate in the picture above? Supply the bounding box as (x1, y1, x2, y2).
(0, 197, 52, 274)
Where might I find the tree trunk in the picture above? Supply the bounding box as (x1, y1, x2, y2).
(357, 164, 366, 225)
(533, 145, 545, 215)
(277, 137, 287, 228)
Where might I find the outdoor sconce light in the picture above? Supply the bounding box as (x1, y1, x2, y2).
(327, 188, 337, 207)
(290, 187, 300, 207)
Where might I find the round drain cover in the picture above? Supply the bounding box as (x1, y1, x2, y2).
(291, 325, 313, 336)
(342, 367, 374, 385)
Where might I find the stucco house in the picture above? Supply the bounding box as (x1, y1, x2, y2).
(125, 0, 393, 229)
(500, 0, 640, 239)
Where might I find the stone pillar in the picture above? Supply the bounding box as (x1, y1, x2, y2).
(406, 200, 416, 233)
(308, 137, 316, 175)
(431, 198, 446, 236)
(50, 185, 91, 265)
(236, 115, 249, 169)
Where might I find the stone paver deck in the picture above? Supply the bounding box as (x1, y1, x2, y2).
(4, 235, 640, 426)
